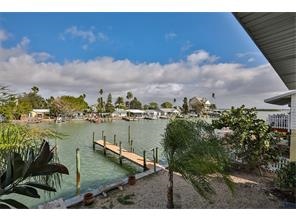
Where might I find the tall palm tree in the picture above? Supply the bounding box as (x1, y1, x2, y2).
(162, 119, 233, 208)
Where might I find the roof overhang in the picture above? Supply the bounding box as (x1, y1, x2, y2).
(264, 90, 296, 106)
(233, 13, 296, 90)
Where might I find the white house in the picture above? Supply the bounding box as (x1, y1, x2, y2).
(145, 109, 161, 119)
(189, 97, 211, 115)
(159, 108, 180, 117)
(29, 109, 50, 119)
(265, 90, 296, 161)
(126, 109, 145, 118)
(112, 108, 127, 117)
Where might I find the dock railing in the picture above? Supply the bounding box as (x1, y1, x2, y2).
(267, 114, 290, 130)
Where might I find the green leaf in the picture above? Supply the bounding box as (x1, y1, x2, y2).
(0, 199, 28, 209)
(12, 186, 40, 198)
(0, 203, 11, 209)
(29, 163, 69, 177)
(24, 182, 56, 192)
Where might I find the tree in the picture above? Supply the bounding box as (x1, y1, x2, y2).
(161, 101, 173, 109)
(115, 97, 125, 109)
(162, 119, 233, 208)
(130, 97, 142, 109)
(182, 97, 188, 114)
(126, 91, 133, 109)
(143, 104, 149, 110)
(0, 140, 69, 208)
(31, 86, 39, 94)
(97, 89, 104, 113)
(148, 102, 159, 110)
(212, 105, 281, 173)
(105, 93, 115, 113)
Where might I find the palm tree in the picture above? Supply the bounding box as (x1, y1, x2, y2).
(162, 119, 233, 208)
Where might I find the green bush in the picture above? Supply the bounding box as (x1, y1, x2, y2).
(275, 161, 296, 190)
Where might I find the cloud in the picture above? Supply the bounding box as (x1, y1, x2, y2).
(0, 39, 287, 108)
(60, 26, 108, 49)
(181, 40, 193, 52)
(0, 29, 9, 43)
(165, 32, 177, 40)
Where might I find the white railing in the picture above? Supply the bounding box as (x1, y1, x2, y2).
(265, 157, 290, 172)
(267, 114, 290, 130)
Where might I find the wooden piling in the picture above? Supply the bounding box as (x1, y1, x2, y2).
(155, 147, 159, 163)
(76, 148, 80, 195)
(114, 134, 116, 145)
(128, 125, 131, 145)
(130, 139, 133, 152)
(119, 141, 122, 165)
(143, 150, 147, 171)
(92, 132, 95, 150)
(103, 136, 106, 156)
(102, 130, 104, 140)
(152, 148, 156, 173)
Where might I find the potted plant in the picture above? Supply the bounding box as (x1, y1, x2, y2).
(83, 192, 95, 206)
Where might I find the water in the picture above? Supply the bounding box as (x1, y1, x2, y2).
(10, 119, 169, 208)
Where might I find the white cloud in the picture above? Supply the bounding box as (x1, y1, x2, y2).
(0, 40, 287, 108)
(0, 29, 9, 43)
(165, 32, 177, 40)
(181, 40, 193, 52)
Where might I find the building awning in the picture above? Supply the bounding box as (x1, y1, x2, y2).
(264, 90, 296, 106)
(233, 13, 296, 90)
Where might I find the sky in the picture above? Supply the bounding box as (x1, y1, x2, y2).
(0, 13, 288, 108)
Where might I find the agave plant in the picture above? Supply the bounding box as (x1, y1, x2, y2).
(0, 140, 69, 209)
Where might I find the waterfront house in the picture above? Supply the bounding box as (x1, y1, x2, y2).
(189, 97, 211, 115)
(159, 108, 180, 118)
(112, 108, 127, 118)
(29, 109, 50, 119)
(145, 109, 161, 119)
(126, 109, 145, 119)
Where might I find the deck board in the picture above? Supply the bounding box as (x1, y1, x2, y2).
(94, 140, 159, 170)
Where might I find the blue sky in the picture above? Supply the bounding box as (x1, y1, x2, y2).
(0, 13, 287, 108)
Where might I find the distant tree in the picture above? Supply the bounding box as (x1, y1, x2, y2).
(97, 89, 104, 113)
(115, 96, 126, 109)
(31, 86, 39, 94)
(143, 104, 149, 110)
(182, 97, 188, 114)
(126, 91, 133, 109)
(161, 101, 173, 109)
(149, 102, 159, 110)
(209, 104, 217, 110)
(130, 97, 142, 109)
(105, 93, 115, 113)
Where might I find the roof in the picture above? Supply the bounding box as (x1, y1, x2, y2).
(32, 109, 50, 113)
(233, 13, 296, 90)
(264, 90, 296, 105)
(126, 109, 145, 114)
(159, 108, 179, 113)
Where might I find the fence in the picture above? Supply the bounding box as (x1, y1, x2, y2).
(267, 114, 290, 130)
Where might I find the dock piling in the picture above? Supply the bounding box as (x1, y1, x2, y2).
(152, 148, 156, 173)
(143, 150, 147, 171)
(102, 130, 104, 140)
(114, 134, 117, 145)
(76, 148, 80, 195)
(155, 147, 159, 163)
(103, 136, 106, 156)
(92, 132, 95, 150)
(130, 139, 133, 152)
(119, 141, 122, 165)
(128, 125, 131, 146)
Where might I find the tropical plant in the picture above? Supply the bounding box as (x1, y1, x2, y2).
(162, 119, 233, 208)
(105, 93, 115, 113)
(182, 97, 188, 114)
(0, 140, 69, 208)
(275, 161, 296, 192)
(212, 105, 281, 173)
(161, 101, 173, 109)
(148, 102, 159, 110)
(115, 97, 125, 109)
(130, 97, 142, 109)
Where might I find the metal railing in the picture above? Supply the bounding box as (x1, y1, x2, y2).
(267, 114, 290, 130)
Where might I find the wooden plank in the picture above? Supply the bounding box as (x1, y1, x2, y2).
(94, 140, 161, 170)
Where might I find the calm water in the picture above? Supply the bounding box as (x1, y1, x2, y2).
(13, 119, 169, 208)
(10, 111, 287, 208)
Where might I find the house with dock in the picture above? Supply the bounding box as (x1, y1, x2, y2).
(235, 13, 296, 161)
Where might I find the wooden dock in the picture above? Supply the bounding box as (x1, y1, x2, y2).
(94, 139, 159, 170)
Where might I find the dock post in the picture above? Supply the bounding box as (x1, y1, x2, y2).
(76, 148, 80, 195)
(102, 130, 104, 140)
(114, 134, 116, 145)
(155, 147, 159, 163)
(152, 148, 156, 173)
(103, 136, 106, 156)
(130, 139, 133, 152)
(143, 150, 147, 171)
(119, 141, 122, 166)
(92, 132, 95, 150)
(128, 125, 131, 146)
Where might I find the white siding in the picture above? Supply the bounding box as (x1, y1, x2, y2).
(291, 94, 296, 129)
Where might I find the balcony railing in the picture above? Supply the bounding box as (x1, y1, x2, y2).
(267, 114, 290, 130)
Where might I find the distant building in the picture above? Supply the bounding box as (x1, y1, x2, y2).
(145, 110, 161, 119)
(29, 109, 50, 119)
(189, 97, 211, 115)
(126, 109, 145, 118)
(112, 108, 127, 117)
(159, 108, 180, 117)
